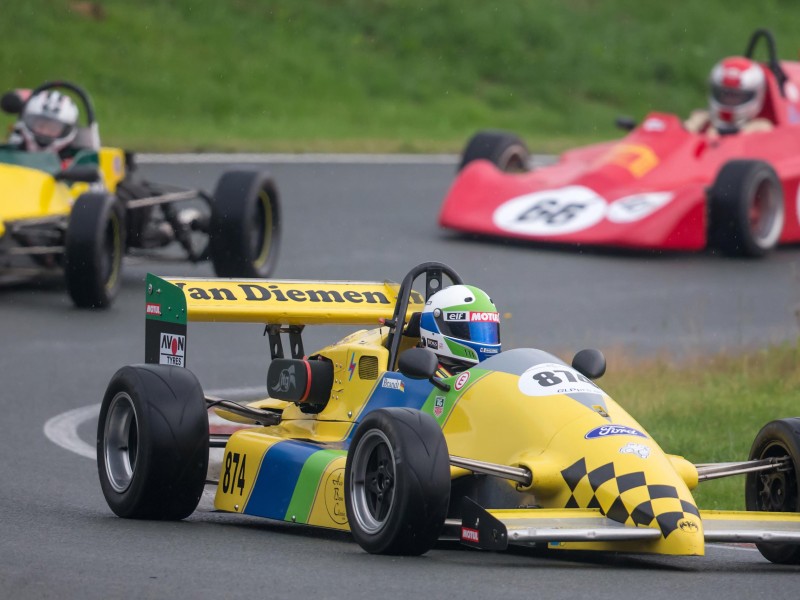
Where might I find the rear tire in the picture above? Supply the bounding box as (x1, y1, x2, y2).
(745, 417, 800, 564)
(707, 160, 784, 257)
(64, 193, 125, 308)
(458, 130, 529, 173)
(210, 170, 280, 278)
(97, 364, 209, 520)
(345, 407, 450, 555)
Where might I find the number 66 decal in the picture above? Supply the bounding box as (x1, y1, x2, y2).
(518, 362, 600, 397)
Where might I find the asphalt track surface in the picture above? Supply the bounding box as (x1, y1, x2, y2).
(2, 158, 799, 599)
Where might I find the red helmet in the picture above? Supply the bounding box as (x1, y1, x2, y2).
(709, 57, 766, 129)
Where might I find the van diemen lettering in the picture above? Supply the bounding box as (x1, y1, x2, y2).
(172, 283, 418, 305)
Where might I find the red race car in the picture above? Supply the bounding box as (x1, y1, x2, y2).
(439, 29, 800, 257)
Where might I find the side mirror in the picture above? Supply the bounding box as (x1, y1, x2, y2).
(615, 116, 637, 131)
(398, 347, 438, 379)
(55, 165, 100, 184)
(572, 348, 606, 380)
(398, 347, 450, 391)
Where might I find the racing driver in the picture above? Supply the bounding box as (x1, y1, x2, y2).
(418, 284, 501, 374)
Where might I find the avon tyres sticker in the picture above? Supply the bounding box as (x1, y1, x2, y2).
(518, 363, 600, 397)
(159, 333, 185, 366)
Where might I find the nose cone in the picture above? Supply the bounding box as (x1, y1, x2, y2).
(558, 451, 705, 556)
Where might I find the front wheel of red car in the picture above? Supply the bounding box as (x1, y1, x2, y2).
(745, 418, 800, 564)
(458, 130, 529, 173)
(707, 160, 784, 257)
(345, 407, 450, 555)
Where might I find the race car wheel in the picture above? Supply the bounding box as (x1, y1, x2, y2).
(345, 407, 450, 555)
(745, 417, 800, 564)
(707, 160, 784, 257)
(210, 170, 280, 278)
(97, 364, 209, 520)
(64, 193, 125, 308)
(458, 130, 529, 173)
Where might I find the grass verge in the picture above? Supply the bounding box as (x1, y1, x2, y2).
(601, 341, 800, 510)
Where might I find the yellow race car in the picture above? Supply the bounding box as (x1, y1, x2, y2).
(1, 81, 280, 307)
(96, 262, 800, 563)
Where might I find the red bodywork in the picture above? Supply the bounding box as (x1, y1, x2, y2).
(440, 62, 800, 251)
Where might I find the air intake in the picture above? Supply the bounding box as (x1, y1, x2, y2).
(359, 355, 379, 380)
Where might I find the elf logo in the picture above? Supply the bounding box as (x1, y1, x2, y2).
(444, 312, 467, 321)
(159, 333, 185, 367)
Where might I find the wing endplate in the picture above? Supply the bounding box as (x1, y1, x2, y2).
(460, 498, 662, 551)
(701, 510, 800, 544)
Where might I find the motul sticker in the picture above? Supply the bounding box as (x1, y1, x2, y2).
(159, 333, 185, 367)
(146, 303, 161, 316)
(461, 527, 479, 543)
(469, 311, 499, 322)
(493, 186, 606, 236)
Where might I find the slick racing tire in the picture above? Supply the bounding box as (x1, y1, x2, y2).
(64, 193, 125, 309)
(345, 407, 450, 556)
(97, 365, 209, 520)
(210, 170, 280, 278)
(745, 417, 800, 564)
(457, 130, 529, 173)
(707, 160, 784, 257)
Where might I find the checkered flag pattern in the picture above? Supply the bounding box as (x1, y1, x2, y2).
(560, 458, 700, 538)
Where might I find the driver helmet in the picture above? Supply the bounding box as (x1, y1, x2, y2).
(708, 57, 766, 129)
(419, 284, 501, 369)
(19, 90, 79, 152)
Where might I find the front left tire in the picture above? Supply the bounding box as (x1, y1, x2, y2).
(345, 407, 450, 556)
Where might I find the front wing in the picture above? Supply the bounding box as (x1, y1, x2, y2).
(460, 498, 800, 554)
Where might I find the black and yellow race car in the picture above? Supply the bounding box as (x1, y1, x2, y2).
(96, 261, 800, 563)
(0, 81, 280, 307)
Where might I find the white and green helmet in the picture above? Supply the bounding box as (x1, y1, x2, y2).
(419, 284, 501, 367)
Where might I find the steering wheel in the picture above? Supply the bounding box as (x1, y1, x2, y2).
(385, 262, 464, 370)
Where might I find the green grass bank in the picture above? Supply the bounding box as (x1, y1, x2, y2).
(601, 341, 800, 510)
(3, 1, 800, 151)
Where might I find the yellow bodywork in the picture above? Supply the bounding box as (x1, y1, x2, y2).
(0, 147, 126, 238)
(145, 273, 796, 557)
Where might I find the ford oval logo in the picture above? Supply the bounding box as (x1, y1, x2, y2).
(584, 425, 647, 440)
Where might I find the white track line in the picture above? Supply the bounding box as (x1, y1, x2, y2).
(44, 385, 266, 460)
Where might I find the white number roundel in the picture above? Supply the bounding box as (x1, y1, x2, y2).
(518, 363, 601, 397)
(493, 186, 607, 236)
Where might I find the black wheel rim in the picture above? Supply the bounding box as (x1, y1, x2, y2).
(103, 391, 139, 493)
(350, 430, 396, 533)
(754, 441, 797, 512)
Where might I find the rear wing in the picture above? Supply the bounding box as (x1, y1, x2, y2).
(144, 274, 425, 366)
